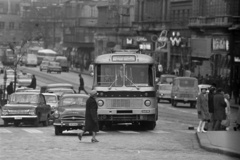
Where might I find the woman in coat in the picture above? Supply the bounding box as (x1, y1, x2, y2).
(213, 88, 227, 131)
(197, 88, 210, 133)
(78, 90, 99, 142)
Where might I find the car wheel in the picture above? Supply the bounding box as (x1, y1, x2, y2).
(169, 99, 172, 103)
(146, 121, 156, 130)
(34, 115, 40, 127)
(40, 69, 42, 71)
(59, 72, 61, 74)
(190, 102, 196, 108)
(14, 121, 21, 127)
(43, 115, 50, 126)
(3, 121, 8, 127)
(55, 126, 62, 135)
(157, 98, 160, 103)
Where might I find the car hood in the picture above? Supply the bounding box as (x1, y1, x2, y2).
(58, 105, 85, 117)
(3, 104, 37, 110)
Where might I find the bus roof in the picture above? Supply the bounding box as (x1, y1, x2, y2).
(94, 53, 154, 64)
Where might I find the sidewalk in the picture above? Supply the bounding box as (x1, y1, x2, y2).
(196, 131, 240, 158)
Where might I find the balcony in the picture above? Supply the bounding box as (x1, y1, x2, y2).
(132, 21, 171, 31)
(188, 16, 233, 28)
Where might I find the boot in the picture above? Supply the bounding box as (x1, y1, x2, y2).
(201, 121, 207, 133)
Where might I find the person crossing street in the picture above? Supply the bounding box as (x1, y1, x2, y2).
(78, 73, 88, 94)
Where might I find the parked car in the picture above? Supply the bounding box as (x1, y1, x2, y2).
(40, 83, 75, 93)
(54, 56, 69, 72)
(53, 94, 89, 135)
(42, 93, 60, 114)
(158, 74, 176, 84)
(40, 61, 50, 71)
(157, 84, 172, 103)
(17, 73, 32, 87)
(47, 62, 62, 74)
(1, 92, 51, 127)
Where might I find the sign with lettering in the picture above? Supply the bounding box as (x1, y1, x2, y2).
(139, 42, 152, 50)
(212, 37, 229, 52)
(112, 55, 136, 62)
(235, 57, 240, 63)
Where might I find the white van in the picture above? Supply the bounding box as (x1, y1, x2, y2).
(25, 54, 38, 67)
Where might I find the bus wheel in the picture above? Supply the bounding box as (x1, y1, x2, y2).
(99, 122, 104, 130)
(146, 121, 156, 130)
(172, 100, 177, 107)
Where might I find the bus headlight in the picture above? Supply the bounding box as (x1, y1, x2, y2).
(98, 100, 104, 106)
(144, 100, 151, 106)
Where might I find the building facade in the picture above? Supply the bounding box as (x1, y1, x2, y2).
(0, 0, 22, 45)
(189, 0, 240, 93)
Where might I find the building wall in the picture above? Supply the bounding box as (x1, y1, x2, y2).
(0, 0, 22, 44)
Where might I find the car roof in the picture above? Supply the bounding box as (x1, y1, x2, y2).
(61, 94, 89, 98)
(174, 77, 197, 80)
(159, 83, 172, 86)
(12, 92, 40, 95)
(160, 74, 176, 78)
(47, 88, 73, 91)
(198, 84, 211, 88)
(42, 93, 58, 96)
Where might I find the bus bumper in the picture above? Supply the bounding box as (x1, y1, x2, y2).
(98, 109, 156, 122)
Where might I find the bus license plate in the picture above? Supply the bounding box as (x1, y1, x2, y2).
(69, 123, 78, 126)
(14, 117, 22, 120)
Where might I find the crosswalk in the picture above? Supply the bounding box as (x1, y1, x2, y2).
(0, 128, 196, 135)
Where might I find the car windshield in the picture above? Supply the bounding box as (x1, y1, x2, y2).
(42, 61, 49, 65)
(160, 77, 175, 84)
(18, 75, 32, 79)
(179, 79, 196, 87)
(9, 94, 39, 104)
(61, 97, 87, 106)
(160, 85, 172, 90)
(44, 95, 57, 103)
(7, 70, 14, 75)
(50, 62, 59, 66)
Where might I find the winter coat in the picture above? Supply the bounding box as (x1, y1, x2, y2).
(208, 91, 215, 113)
(7, 84, 14, 95)
(197, 93, 210, 120)
(84, 96, 99, 132)
(28, 77, 37, 89)
(213, 93, 227, 120)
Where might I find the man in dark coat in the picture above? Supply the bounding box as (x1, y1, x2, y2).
(28, 75, 37, 89)
(7, 82, 14, 96)
(213, 88, 227, 131)
(78, 90, 99, 142)
(78, 74, 88, 94)
(208, 87, 216, 130)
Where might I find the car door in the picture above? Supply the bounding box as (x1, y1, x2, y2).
(41, 94, 51, 118)
(38, 95, 47, 121)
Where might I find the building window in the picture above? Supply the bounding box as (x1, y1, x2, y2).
(0, 22, 4, 29)
(9, 22, 14, 29)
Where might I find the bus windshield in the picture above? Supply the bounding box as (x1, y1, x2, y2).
(96, 64, 153, 87)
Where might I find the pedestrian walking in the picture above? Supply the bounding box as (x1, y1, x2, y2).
(77, 90, 99, 142)
(28, 75, 37, 89)
(212, 88, 227, 131)
(197, 87, 210, 133)
(222, 94, 231, 130)
(7, 82, 14, 96)
(78, 74, 88, 94)
(207, 86, 216, 130)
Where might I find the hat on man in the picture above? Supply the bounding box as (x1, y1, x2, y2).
(89, 90, 97, 96)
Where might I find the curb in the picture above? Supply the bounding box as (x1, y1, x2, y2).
(69, 69, 91, 76)
(196, 132, 240, 158)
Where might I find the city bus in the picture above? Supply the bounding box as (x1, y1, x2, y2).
(93, 51, 158, 130)
(37, 49, 59, 65)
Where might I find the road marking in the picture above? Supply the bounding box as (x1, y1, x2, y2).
(118, 131, 139, 134)
(22, 129, 43, 133)
(0, 129, 12, 133)
(149, 130, 170, 134)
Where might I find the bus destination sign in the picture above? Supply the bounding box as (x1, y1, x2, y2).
(112, 55, 136, 62)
